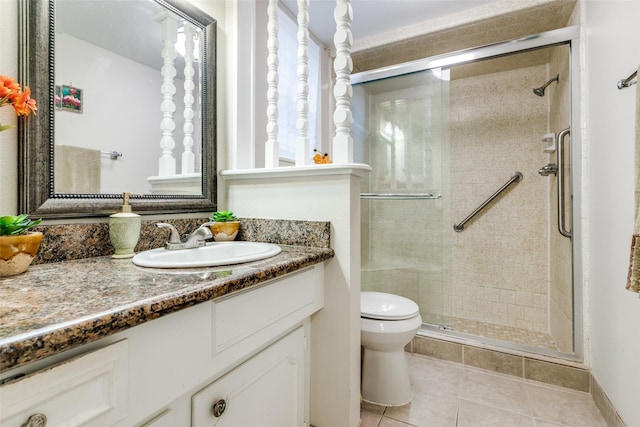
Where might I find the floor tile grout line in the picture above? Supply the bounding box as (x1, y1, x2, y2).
(454, 391, 461, 427)
(456, 352, 464, 427)
(522, 368, 535, 419)
(459, 397, 534, 420)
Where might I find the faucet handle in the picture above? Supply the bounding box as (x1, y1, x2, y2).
(156, 223, 181, 244)
(194, 222, 214, 240)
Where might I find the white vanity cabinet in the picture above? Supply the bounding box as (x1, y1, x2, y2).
(0, 264, 324, 427)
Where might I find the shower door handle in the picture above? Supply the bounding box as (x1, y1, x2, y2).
(557, 127, 571, 238)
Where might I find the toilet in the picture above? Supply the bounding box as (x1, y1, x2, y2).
(360, 291, 422, 406)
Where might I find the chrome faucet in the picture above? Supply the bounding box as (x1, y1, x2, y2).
(156, 222, 215, 250)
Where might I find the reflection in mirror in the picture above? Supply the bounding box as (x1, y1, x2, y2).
(55, 0, 203, 195)
(19, 0, 217, 217)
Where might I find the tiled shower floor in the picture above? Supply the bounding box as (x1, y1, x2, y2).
(449, 317, 558, 351)
(360, 353, 607, 427)
(425, 317, 558, 351)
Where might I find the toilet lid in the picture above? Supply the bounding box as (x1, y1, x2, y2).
(361, 292, 419, 320)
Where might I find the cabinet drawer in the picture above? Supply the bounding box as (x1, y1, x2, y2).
(213, 265, 322, 353)
(0, 339, 128, 427)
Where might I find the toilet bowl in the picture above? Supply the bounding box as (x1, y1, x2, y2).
(360, 291, 422, 406)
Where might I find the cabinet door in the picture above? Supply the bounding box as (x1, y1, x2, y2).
(192, 327, 307, 427)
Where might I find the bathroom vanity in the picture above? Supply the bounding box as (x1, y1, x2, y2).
(0, 245, 332, 426)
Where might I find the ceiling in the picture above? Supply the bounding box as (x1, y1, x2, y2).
(56, 0, 168, 70)
(56, 0, 500, 71)
(280, 0, 499, 47)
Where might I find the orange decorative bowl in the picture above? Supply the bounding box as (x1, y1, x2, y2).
(208, 222, 240, 242)
(0, 232, 43, 276)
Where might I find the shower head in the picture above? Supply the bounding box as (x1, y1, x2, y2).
(533, 74, 560, 97)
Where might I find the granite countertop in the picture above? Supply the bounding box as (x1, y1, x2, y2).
(0, 244, 333, 374)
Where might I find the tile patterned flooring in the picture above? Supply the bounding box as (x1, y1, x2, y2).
(425, 316, 559, 351)
(360, 353, 607, 427)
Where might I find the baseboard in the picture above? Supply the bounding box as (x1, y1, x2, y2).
(590, 375, 628, 427)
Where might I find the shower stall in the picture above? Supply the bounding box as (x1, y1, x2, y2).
(352, 27, 582, 360)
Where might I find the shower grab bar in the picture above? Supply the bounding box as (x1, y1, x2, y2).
(453, 171, 523, 232)
(617, 69, 637, 89)
(360, 193, 441, 200)
(557, 128, 572, 238)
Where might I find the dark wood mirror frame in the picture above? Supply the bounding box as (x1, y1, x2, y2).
(18, 0, 217, 218)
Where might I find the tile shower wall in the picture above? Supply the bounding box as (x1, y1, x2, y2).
(361, 199, 445, 319)
(447, 64, 549, 332)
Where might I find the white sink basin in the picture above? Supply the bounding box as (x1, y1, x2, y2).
(132, 241, 282, 268)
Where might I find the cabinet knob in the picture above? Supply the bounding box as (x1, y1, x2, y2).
(212, 398, 227, 417)
(21, 413, 47, 427)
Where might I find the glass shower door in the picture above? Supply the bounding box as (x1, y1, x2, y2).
(352, 31, 578, 358)
(354, 68, 451, 328)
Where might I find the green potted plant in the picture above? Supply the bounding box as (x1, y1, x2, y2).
(0, 214, 43, 276)
(208, 210, 240, 241)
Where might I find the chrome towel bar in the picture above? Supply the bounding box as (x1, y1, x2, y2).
(101, 150, 123, 160)
(617, 69, 637, 89)
(360, 193, 441, 200)
(453, 171, 523, 232)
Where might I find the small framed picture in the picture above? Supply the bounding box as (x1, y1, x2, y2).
(54, 85, 62, 109)
(60, 84, 83, 113)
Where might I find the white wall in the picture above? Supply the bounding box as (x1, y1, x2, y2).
(0, 0, 19, 215)
(223, 165, 369, 427)
(55, 33, 165, 193)
(584, 1, 640, 425)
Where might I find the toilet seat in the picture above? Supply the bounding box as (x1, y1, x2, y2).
(361, 292, 419, 320)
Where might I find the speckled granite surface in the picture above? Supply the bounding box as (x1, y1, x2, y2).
(0, 245, 333, 373)
(33, 217, 331, 264)
(0, 217, 332, 373)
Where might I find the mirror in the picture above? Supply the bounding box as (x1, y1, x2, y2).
(18, 0, 217, 217)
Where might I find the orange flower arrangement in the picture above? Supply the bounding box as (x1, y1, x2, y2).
(0, 75, 37, 132)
